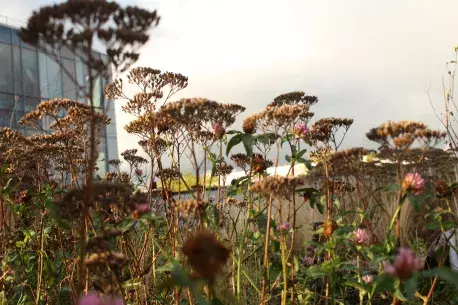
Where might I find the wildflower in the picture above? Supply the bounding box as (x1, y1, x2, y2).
(303, 256, 314, 266)
(78, 293, 100, 305)
(383, 248, 423, 280)
(352, 228, 371, 246)
(435, 181, 454, 199)
(135, 168, 143, 176)
(362, 275, 373, 284)
(132, 204, 151, 219)
(277, 222, 290, 232)
(212, 122, 225, 139)
(402, 173, 425, 195)
(293, 123, 310, 138)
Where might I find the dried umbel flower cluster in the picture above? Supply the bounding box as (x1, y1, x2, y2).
(230, 153, 273, 174)
(309, 117, 353, 144)
(309, 147, 333, 165)
(172, 200, 208, 218)
(254, 104, 314, 133)
(20, 0, 160, 74)
(85, 229, 127, 269)
(20, 99, 111, 179)
(120, 149, 147, 169)
(250, 175, 306, 200)
(106, 67, 189, 115)
(226, 197, 247, 208)
(216, 161, 234, 176)
(320, 179, 355, 198)
(138, 137, 168, 157)
(366, 121, 446, 150)
(242, 115, 258, 134)
(53, 183, 140, 222)
(156, 168, 181, 182)
(159, 98, 245, 135)
(182, 231, 230, 282)
(267, 91, 318, 108)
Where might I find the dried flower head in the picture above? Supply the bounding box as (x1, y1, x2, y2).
(173, 200, 208, 218)
(242, 115, 258, 134)
(310, 117, 353, 144)
(366, 121, 445, 150)
(268, 91, 318, 108)
(182, 231, 230, 281)
(250, 175, 306, 200)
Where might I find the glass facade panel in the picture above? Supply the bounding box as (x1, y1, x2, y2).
(0, 43, 13, 93)
(93, 76, 102, 108)
(12, 46, 22, 96)
(22, 48, 40, 97)
(61, 45, 75, 60)
(46, 56, 63, 99)
(0, 26, 11, 44)
(24, 97, 40, 113)
(11, 30, 20, 46)
(0, 24, 117, 172)
(62, 58, 77, 100)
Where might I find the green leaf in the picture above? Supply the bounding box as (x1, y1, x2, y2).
(226, 134, 243, 155)
(344, 280, 367, 293)
(404, 274, 418, 301)
(429, 267, 458, 288)
(285, 155, 291, 163)
(241, 134, 254, 157)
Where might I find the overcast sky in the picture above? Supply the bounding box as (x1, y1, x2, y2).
(3, 0, 458, 157)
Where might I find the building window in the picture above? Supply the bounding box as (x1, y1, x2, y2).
(11, 29, 20, 46)
(12, 46, 22, 96)
(22, 48, 40, 98)
(39, 53, 63, 99)
(0, 93, 23, 129)
(24, 96, 40, 113)
(0, 43, 14, 94)
(62, 58, 77, 100)
(0, 26, 11, 44)
(93, 76, 103, 108)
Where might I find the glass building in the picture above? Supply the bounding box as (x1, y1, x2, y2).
(0, 23, 118, 176)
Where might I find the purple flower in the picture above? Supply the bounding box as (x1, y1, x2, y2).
(135, 204, 151, 214)
(293, 123, 310, 138)
(383, 247, 423, 280)
(352, 228, 371, 246)
(135, 168, 143, 176)
(362, 275, 373, 284)
(302, 256, 314, 266)
(212, 122, 225, 139)
(78, 293, 100, 305)
(277, 222, 290, 232)
(402, 173, 425, 195)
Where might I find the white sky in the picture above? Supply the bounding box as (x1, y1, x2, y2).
(3, 0, 458, 159)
